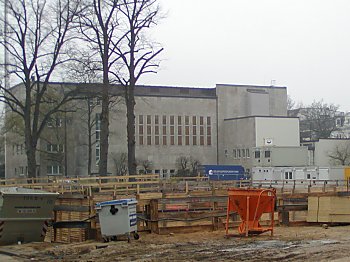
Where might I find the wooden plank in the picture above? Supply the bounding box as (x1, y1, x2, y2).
(53, 205, 90, 212)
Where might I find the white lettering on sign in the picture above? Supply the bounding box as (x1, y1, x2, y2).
(17, 208, 37, 214)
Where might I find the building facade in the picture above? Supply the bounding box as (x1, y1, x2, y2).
(5, 83, 288, 178)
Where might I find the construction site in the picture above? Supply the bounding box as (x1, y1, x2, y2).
(0, 175, 350, 261)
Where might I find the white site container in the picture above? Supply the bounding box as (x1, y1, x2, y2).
(95, 198, 139, 242)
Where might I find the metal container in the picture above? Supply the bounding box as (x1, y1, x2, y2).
(95, 198, 139, 242)
(0, 187, 59, 245)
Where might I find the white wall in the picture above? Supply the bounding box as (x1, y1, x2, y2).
(255, 117, 300, 147)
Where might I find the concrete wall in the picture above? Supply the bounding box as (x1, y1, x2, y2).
(220, 118, 255, 171)
(133, 96, 218, 174)
(255, 117, 300, 147)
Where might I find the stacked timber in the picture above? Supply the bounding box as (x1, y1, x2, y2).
(52, 193, 90, 243)
(307, 194, 350, 223)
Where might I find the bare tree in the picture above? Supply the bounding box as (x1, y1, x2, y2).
(189, 157, 201, 176)
(298, 100, 339, 141)
(138, 159, 153, 174)
(0, 0, 82, 178)
(287, 95, 295, 111)
(77, 0, 121, 176)
(64, 54, 101, 176)
(114, 0, 163, 175)
(328, 142, 350, 166)
(111, 152, 128, 176)
(175, 156, 189, 176)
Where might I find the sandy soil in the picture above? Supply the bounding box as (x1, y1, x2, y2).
(2, 225, 350, 261)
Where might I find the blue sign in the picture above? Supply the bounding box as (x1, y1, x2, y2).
(202, 165, 245, 181)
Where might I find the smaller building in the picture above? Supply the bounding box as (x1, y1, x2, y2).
(252, 146, 308, 167)
(221, 116, 300, 173)
(252, 166, 346, 182)
(301, 138, 350, 166)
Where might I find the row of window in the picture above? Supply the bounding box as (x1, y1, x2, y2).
(14, 166, 27, 176)
(13, 143, 65, 155)
(225, 148, 250, 159)
(14, 165, 63, 176)
(47, 144, 64, 153)
(47, 117, 63, 128)
(13, 144, 25, 155)
(137, 115, 212, 146)
(47, 165, 62, 175)
(254, 150, 271, 159)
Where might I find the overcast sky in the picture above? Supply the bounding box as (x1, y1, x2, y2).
(141, 0, 350, 111)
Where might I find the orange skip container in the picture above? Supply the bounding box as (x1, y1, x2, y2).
(225, 188, 276, 237)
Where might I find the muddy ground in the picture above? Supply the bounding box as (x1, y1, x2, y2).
(2, 225, 350, 261)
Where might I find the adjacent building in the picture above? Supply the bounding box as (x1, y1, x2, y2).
(5, 83, 289, 178)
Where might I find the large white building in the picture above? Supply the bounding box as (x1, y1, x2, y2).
(5, 83, 291, 178)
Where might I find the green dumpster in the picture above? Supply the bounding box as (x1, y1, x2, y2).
(0, 187, 58, 245)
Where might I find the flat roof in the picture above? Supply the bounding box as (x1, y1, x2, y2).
(216, 83, 287, 90)
(224, 115, 299, 121)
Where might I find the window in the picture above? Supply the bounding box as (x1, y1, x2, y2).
(19, 166, 25, 176)
(139, 115, 144, 145)
(255, 151, 260, 158)
(264, 150, 271, 158)
(192, 116, 197, 145)
(147, 115, 152, 145)
(284, 171, 293, 180)
(162, 116, 167, 145)
(307, 173, 311, 179)
(199, 116, 204, 146)
(246, 149, 250, 158)
(47, 165, 62, 175)
(177, 116, 182, 146)
(225, 149, 228, 157)
(170, 116, 175, 145)
(237, 149, 241, 158)
(185, 116, 190, 145)
(207, 116, 212, 146)
(242, 149, 246, 158)
(155, 115, 159, 145)
(162, 169, 168, 179)
(233, 149, 237, 159)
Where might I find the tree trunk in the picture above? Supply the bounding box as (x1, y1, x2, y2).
(126, 83, 137, 175)
(87, 105, 92, 176)
(99, 83, 109, 177)
(26, 146, 37, 179)
(24, 79, 38, 179)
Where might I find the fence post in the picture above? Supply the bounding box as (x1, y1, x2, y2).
(292, 180, 296, 194)
(213, 201, 219, 230)
(150, 199, 159, 234)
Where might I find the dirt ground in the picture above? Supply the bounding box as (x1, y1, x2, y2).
(2, 225, 350, 261)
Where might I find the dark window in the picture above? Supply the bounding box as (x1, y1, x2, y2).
(255, 151, 260, 158)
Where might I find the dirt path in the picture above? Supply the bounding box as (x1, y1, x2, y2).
(2, 226, 350, 261)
